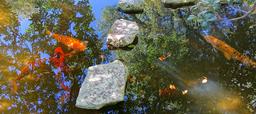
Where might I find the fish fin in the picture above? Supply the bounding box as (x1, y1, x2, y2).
(223, 52, 231, 60)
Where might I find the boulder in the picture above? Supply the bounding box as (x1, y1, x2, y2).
(161, 0, 196, 9)
(107, 19, 139, 49)
(76, 60, 128, 109)
(118, 0, 144, 14)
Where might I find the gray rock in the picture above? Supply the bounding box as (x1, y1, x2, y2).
(76, 60, 128, 109)
(118, 0, 144, 14)
(161, 0, 196, 9)
(107, 19, 139, 48)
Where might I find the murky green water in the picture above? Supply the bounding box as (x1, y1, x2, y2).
(0, 0, 255, 114)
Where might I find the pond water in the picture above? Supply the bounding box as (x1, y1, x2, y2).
(0, 0, 255, 114)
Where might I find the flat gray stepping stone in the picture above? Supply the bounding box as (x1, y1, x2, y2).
(161, 0, 196, 9)
(76, 60, 128, 109)
(118, 0, 144, 14)
(107, 19, 139, 49)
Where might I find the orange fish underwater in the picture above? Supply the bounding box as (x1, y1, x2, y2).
(159, 84, 177, 96)
(50, 47, 66, 68)
(204, 35, 256, 68)
(46, 30, 88, 52)
(159, 52, 171, 61)
(17, 58, 46, 80)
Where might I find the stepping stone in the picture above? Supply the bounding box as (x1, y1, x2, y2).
(161, 0, 196, 9)
(118, 0, 144, 14)
(76, 60, 128, 109)
(107, 19, 139, 50)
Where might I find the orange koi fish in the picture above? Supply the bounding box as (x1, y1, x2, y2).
(50, 47, 65, 68)
(50, 47, 72, 73)
(16, 58, 47, 81)
(204, 35, 256, 68)
(46, 30, 88, 52)
(19, 66, 29, 76)
(159, 84, 176, 96)
(159, 52, 171, 61)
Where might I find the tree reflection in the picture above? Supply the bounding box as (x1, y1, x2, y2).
(0, 0, 108, 113)
(98, 0, 256, 113)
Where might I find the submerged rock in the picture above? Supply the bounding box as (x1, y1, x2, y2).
(76, 60, 128, 109)
(161, 0, 196, 9)
(107, 19, 139, 49)
(108, 37, 138, 51)
(118, 0, 144, 14)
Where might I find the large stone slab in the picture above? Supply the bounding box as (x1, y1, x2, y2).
(118, 0, 144, 14)
(161, 0, 196, 9)
(107, 19, 139, 49)
(76, 60, 128, 109)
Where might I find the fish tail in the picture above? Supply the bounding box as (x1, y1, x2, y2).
(241, 56, 256, 69)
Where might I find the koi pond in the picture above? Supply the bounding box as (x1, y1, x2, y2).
(0, 0, 256, 114)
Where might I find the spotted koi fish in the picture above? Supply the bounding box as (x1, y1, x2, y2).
(46, 30, 88, 52)
(204, 35, 256, 68)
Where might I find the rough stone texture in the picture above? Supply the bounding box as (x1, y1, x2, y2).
(76, 60, 128, 109)
(107, 19, 139, 48)
(161, 0, 196, 9)
(118, 0, 144, 14)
